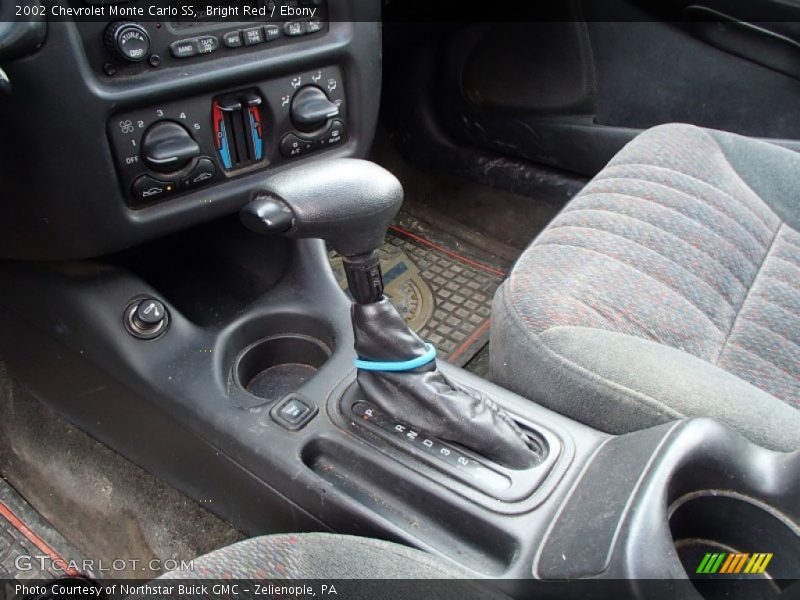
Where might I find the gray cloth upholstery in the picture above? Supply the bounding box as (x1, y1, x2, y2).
(158, 533, 466, 579)
(138, 533, 509, 600)
(492, 123, 800, 451)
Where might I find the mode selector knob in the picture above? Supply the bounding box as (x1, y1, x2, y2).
(141, 121, 201, 173)
(105, 21, 151, 63)
(290, 86, 340, 132)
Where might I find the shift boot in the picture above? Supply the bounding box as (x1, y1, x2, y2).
(352, 298, 537, 470)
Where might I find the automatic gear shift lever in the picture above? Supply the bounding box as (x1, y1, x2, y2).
(241, 159, 536, 469)
(241, 159, 397, 303)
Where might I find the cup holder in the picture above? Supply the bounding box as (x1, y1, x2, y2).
(235, 334, 332, 401)
(669, 492, 800, 598)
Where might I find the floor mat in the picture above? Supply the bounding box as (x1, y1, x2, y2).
(331, 225, 506, 366)
(0, 362, 244, 581)
(0, 478, 89, 581)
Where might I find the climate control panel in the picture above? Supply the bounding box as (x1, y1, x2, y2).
(212, 91, 265, 170)
(108, 66, 347, 206)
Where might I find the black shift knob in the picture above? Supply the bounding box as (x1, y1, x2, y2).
(240, 158, 403, 257)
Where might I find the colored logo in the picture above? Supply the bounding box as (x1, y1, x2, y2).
(696, 553, 773, 575)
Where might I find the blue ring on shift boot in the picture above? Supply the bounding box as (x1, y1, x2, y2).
(354, 343, 437, 372)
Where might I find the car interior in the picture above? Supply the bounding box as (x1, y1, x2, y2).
(0, 0, 799, 598)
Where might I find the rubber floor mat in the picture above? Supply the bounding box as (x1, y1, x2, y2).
(0, 478, 91, 582)
(330, 225, 505, 366)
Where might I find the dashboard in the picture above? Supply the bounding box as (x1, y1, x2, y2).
(0, 0, 381, 260)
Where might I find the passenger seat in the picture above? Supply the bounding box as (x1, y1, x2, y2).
(492, 124, 800, 451)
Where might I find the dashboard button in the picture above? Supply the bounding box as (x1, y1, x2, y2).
(305, 19, 324, 33)
(242, 27, 265, 46)
(181, 158, 217, 190)
(264, 24, 281, 41)
(280, 133, 315, 158)
(283, 21, 304, 37)
(105, 22, 151, 63)
(223, 31, 243, 48)
(196, 36, 219, 55)
(318, 120, 345, 148)
(132, 175, 177, 202)
(170, 39, 197, 58)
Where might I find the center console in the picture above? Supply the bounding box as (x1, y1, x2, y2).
(1, 217, 797, 598)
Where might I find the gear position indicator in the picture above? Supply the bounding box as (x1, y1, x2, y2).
(351, 401, 512, 494)
(342, 392, 566, 506)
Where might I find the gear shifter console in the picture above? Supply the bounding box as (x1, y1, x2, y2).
(335, 386, 563, 503)
(241, 158, 540, 479)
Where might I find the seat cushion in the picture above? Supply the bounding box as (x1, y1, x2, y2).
(491, 123, 800, 451)
(157, 533, 466, 579)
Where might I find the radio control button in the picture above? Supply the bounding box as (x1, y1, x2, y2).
(283, 21, 304, 37)
(264, 24, 281, 41)
(105, 22, 150, 63)
(196, 36, 219, 55)
(223, 31, 243, 48)
(306, 19, 324, 33)
(170, 39, 197, 58)
(242, 27, 265, 46)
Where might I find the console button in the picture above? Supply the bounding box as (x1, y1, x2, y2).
(223, 31, 243, 48)
(196, 36, 219, 55)
(271, 394, 317, 430)
(180, 158, 217, 190)
(280, 399, 310, 423)
(131, 175, 176, 202)
(264, 24, 281, 41)
(283, 21, 304, 37)
(280, 133, 315, 158)
(242, 27, 265, 46)
(170, 39, 197, 58)
(305, 19, 324, 33)
(318, 120, 345, 148)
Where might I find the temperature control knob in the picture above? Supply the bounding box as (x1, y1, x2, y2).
(141, 121, 201, 173)
(104, 21, 150, 63)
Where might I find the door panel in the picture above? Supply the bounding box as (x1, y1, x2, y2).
(433, 0, 800, 176)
